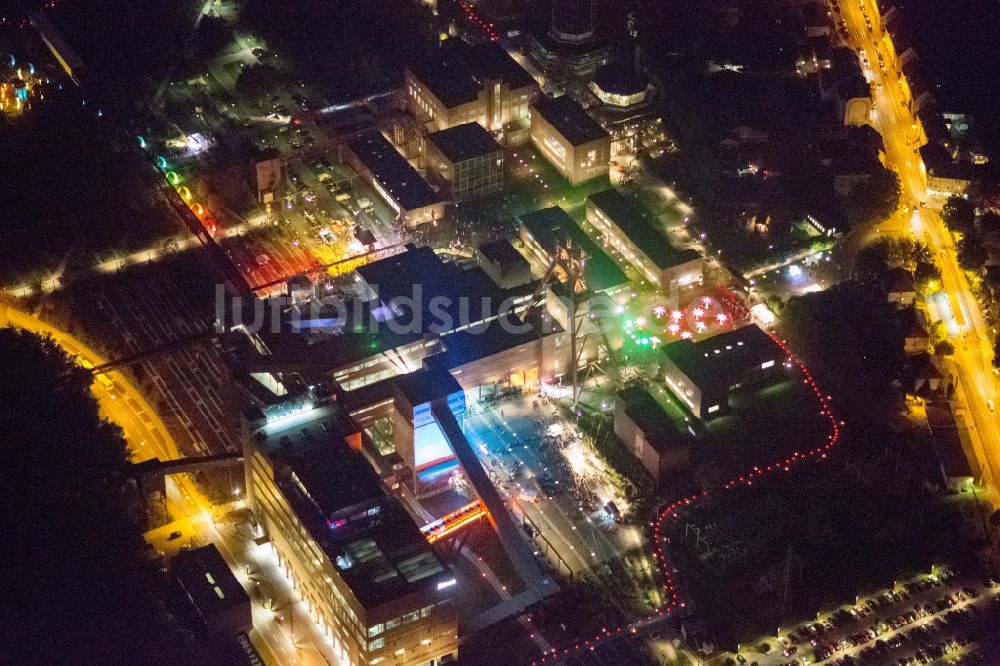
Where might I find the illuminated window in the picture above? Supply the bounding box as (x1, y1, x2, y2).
(368, 637, 385, 651)
(707, 405, 720, 414)
(761, 360, 775, 369)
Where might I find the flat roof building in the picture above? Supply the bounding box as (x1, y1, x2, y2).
(30, 13, 86, 85)
(476, 239, 532, 290)
(425, 123, 503, 201)
(585, 188, 702, 290)
(405, 41, 538, 144)
(614, 385, 692, 481)
(517, 206, 628, 297)
(173, 544, 252, 640)
(242, 401, 459, 666)
(529, 96, 610, 184)
(660, 324, 788, 418)
(344, 132, 443, 228)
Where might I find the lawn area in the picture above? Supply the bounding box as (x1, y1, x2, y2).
(665, 458, 981, 649)
(702, 375, 830, 475)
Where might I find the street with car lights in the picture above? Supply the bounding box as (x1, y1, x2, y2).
(838, 0, 1000, 497)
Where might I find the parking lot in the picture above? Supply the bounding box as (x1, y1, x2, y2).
(731, 565, 998, 666)
(156, 27, 408, 295)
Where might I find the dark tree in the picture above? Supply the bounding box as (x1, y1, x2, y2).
(854, 237, 934, 281)
(845, 167, 901, 228)
(979, 211, 1000, 235)
(913, 260, 942, 292)
(942, 195, 976, 236)
(779, 281, 905, 420)
(235, 63, 281, 100)
(0, 329, 188, 664)
(957, 231, 989, 271)
(192, 15, 235, 60)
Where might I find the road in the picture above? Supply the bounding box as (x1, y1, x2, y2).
(840, 0, 1000, 498)
(0, 304, 331, 666)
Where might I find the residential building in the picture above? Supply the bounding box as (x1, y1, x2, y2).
(896, 306, 932, 354)
(903, 352, 948, 396)
(881, 267, 917, 306)
(424, 123, 503, 201)
(659, 324, 787, 418)
(614, 385, 692, 481)
(585, 188, 702, 290)
(529, 96, 610, 184)
(242, 399, 459, 666)
(920, 142, 973, 197)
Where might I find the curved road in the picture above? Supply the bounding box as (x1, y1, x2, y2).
(0, 304, 312, 666)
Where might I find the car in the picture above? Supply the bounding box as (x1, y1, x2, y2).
(167, 530, 182, 541)
(783, 646, 798, 657)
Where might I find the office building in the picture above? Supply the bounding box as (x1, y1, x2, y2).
(344, 132, 443, 228)
(405, 41, 538, 143)
(585, 188, 702, 289)
(529, 96, 610, 184)
(424, 123, 503, 201)
(242, 399, 459, 666)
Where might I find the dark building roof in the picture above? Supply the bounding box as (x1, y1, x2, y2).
(443, 40, 537, 91)
(587, 189, 700, 269)
(531, 95, 609, 146)
(882, 266, 916, 295)
(896, 306, 929, 339)
(518, 206, 628, 292)
(426, 311, 560, 371)
(919, 143, 975, 182)
(356, 245, 536, 336)
(347, 132, 440, 211)
(408, 41, 536, 110)
(660, 324, 785, 395)
(479, 238, 528, 269)
(428, 122, 502, 164)
(617, 385, 685, 455)
(406, 54, 481, 108)
(926, 402, 972, 479)
(394, 365, 463, 407)
(173, 544, 251, 627)
(591, 62, 650, 97)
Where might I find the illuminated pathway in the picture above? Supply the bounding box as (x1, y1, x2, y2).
(532, 334, 842, 664)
